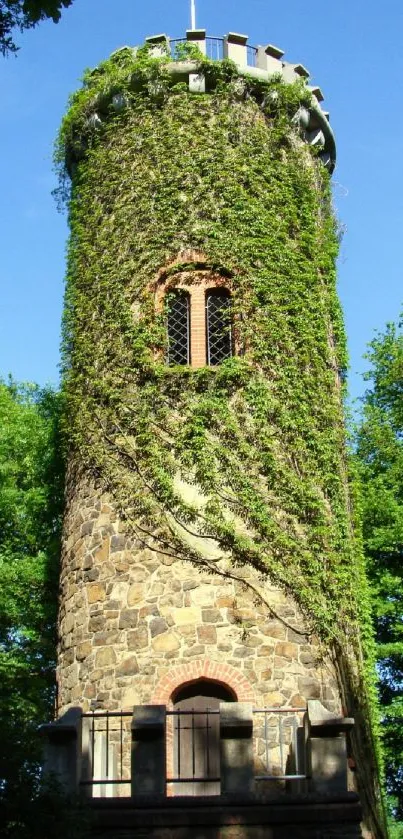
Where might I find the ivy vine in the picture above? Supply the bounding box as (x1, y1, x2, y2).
(57, 43, 386, 836)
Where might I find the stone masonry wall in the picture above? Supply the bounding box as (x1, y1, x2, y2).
(56, 473, 342, 718)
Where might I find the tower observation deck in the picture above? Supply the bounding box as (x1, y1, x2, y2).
(64, 29, 335, 176)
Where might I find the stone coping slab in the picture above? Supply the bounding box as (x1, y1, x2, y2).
(89, 793, 362, 829)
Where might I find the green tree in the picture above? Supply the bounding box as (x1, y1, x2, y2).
(0, 380, 68, 835)
(356, 314, 403, 828)
(0, 0, 73, 55)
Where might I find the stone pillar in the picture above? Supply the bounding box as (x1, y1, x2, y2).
(131, 705, 166, 797)
(145, 34, 170, 58)
(224, 33, 248, 67)
(40, 707, 82, 794)
(256, 44, 284, 74)
(282, 62, 310, 84)
(186, 28, 206, 55)
(220, 702, 254, 796)
(305, 699, 354, 794)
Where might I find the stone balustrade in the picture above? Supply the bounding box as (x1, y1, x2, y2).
(41, 700, 354, 801)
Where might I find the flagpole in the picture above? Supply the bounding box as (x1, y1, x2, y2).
(190, 0, 196, 30)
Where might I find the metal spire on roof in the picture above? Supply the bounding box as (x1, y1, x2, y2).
(190, 0, 196, 30)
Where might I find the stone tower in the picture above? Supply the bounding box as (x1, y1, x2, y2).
(50, 28, 384, 839)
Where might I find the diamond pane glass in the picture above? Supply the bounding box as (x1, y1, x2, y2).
(167, 291, 190, 365)
(206, 290, 232, 366)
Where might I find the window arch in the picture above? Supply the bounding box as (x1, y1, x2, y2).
(155, 254, 235, 369)
(166, 289, 190, 366)
(206, 288, 233, 366)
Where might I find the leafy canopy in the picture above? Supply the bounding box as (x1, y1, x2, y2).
(0, 380, 65, 832)
(356, 313, 403, 826)
(0, 0, 72, 55)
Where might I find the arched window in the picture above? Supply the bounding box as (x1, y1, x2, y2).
(155, 255, 235, 368)
(206, 289, 233, 365)
(166, 290, 190, 365)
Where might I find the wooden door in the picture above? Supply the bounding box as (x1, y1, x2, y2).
(173, 694, 220, 796)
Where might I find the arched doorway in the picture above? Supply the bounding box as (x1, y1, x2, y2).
(171, 678, 236, 796)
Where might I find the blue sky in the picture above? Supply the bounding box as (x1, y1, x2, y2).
(0, 0, 402, 402)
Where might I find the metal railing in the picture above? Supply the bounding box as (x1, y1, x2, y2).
(253, 708, 306, 781)
(206, 37, 225, 61)
(169, 37, 256, 65)
(170, 37, 224, 62)
(80, 710, 132, 797)
(166, 708, 220, 794)
(247, 45, 258, 67)
(169, 38, 187, 58)
(80, 706, 306, 797)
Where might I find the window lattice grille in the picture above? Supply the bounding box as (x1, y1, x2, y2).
(167, 291, 190, 365)
(206, 291, 232, 366)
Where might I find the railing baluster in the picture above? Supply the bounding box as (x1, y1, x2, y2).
(177, 712, 181, 779)
(206, 37, 224, 61)
(192, 709, 196, 779)
(120, 712, 123, 781)
(293, 716, 298, 774)
(264, 710, 269, 772)
(105, 710, 109, 779)
(206, 708, 210, 777)
(91, 712, 95, 780)
(247, 45, 257, 67)
(279, 714, 284, 775)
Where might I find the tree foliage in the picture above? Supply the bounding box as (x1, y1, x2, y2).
(0, 380, 67, 835)
(356, 314, 403, 827)
(0, 0, 72, 55)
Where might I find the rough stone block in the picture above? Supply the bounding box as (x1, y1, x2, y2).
(183, 644, 205, 657)
(298, 677, 321, 699)
(119, 609, 139, 629)
(173, 606, 201, 625)
(197, 625, 217, 644)
(202, 608, 222, 623)
(152, 631, 181, 653)
(275, 642, 298, 660)
(128, 583, 145, 606)
(128, 625, 149, 649)
(116, 655, 139, 677)
(76, 641, 92, 661)
(95, 647, 116, 668)
(87, 583, 106, 604)
(150, 617, 169, 637)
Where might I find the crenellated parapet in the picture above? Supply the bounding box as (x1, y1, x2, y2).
(142, 30, 335, 171)
(62, 29, 335, 176)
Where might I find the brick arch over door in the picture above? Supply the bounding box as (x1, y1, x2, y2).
(152, 659, 255, 707)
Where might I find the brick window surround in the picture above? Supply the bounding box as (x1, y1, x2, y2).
(154, 253, 233, 369)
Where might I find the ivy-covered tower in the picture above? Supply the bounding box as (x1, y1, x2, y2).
(52, 29, 384, 838)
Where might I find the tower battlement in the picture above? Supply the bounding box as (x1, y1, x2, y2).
(63, 29, 335, 176)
